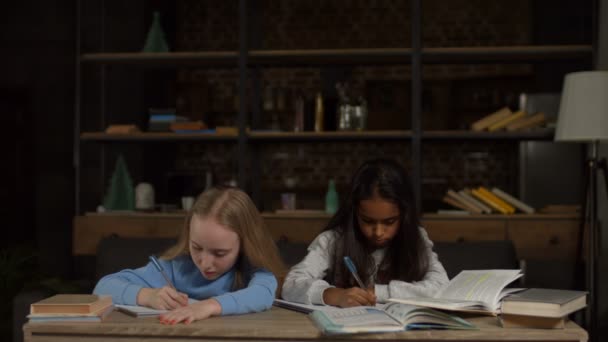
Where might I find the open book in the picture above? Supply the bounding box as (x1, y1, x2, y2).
(389, 269, 523, 315)
(310, 302, 475, 335)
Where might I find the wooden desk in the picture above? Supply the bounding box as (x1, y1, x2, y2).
(24, 307, 588, 342)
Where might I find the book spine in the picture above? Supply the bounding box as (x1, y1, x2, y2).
(491, 187, 535, 214)
(478, 187, 516, 213)
(460, 189, 493, 213)
(505, 112, 546, 131)
(471, 107, 512, 131)
(442, 196, 473, 212)
(487, 110, 526, 132)
(471, 188, 509, 214)
(446, 189, 483, 214)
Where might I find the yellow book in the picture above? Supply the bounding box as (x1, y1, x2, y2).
(471, 188, 509, 214)
(487, 110, 526, 132)
(505, 112, 546, 131)
(478, 187, 515, 213)
(471, 107, 512, 131)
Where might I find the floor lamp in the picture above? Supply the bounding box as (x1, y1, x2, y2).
(555, 71, 608, 342)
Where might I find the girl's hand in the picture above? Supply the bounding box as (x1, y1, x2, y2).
(159, 299, 222, 325)
(137, 286, 189, 310)
(323, 287, 377, 308)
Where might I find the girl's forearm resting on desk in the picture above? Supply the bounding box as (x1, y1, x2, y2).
(93, 256, 278, 315)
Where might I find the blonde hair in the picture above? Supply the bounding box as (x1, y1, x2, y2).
(162, 187, 285, 290)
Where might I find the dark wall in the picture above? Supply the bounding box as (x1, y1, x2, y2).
(1, 1, 75, 276)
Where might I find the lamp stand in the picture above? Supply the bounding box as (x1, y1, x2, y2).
(578, 141, 607, 342)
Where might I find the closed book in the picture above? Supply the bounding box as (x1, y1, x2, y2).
(170, 121, 207, 131)
(500, 313, 567, 329)
(491, 187, 535, 214)
(505, 112, 546, 131)
(501, 288, 587, 317)
(471, 107, 512, 131)
(30, 294, 112, 315)
(488, 110, 527, 132)
(446, 189, 483, 214)
(459, 189, 493, 213)
(28, 303, 114, 322)
(477, 187, 515, 214)
(442, 196, 472, 213)
(471, 188, 509, 214)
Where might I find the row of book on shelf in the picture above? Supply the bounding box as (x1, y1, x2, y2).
(28, 270, 587, 335)
(442, 186, 535, 215)
(471, 106, 548, 132)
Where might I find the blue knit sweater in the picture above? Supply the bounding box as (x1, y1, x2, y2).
(93, 254, 277, 315)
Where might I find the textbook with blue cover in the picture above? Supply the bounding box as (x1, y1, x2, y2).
(310, 302, 475, 335)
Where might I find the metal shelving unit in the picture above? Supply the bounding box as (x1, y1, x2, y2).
(74, 0, 594, 213)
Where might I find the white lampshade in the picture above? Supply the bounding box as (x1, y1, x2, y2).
(555, 71, 608, 142)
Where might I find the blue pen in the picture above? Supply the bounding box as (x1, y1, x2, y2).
(343, 256, 366, 289)
(149, 255, 176, 289)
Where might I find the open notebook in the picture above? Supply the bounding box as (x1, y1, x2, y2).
(116, 298, 199, 317)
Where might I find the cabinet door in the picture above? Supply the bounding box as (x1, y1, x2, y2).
(263, 217, 327, 243)
(73, 215, 182, 255)
(507, 219, 579, 260)
(422, 219, 507, 242)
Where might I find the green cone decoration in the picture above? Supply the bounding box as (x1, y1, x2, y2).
(142, 11, 169, 52)
(103, 155, 135, 211)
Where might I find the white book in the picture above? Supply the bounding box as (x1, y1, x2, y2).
(491, 188, 535, 214)
(389, 269, 523, 315)
(446, 189, 483, 214)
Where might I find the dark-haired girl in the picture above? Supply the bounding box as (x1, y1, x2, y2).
(282, 158, 448, 308)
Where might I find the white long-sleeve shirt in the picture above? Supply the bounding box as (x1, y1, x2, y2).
(281, 228, 448, 305)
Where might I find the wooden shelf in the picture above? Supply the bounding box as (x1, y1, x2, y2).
(80, 132, 237, 142)
(84, 211, 577, 220)
(421, 128, 554, 140)
(421, 45, 592, 63)
(250, 129, 554, 141)
(80, 45, 592, 67)
(80, 129, 554, 143)
(422, 213, 579, 220)
(248, 130, 411, 141)
(81, 51, 238, 67)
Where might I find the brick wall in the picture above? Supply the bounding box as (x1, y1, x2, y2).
(168, 0, 532, 211)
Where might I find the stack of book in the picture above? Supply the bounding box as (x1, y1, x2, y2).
(27, 294, 114, 322)
(500, 288, 587, 329)
(441, 187, 535, 215)
(471, 107, 547, 132)
(148, 108, 189, 132)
